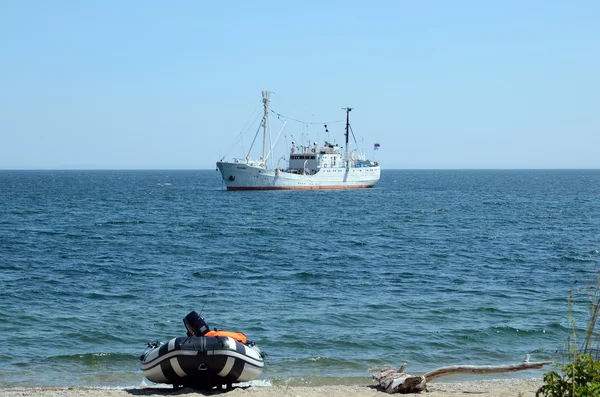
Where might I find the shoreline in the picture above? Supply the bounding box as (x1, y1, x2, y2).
(0, 378, 545, 396)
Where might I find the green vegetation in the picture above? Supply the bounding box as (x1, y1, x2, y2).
(536, 276, 600, 397)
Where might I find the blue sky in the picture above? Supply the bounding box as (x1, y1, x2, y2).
(1, 1, 598, 169)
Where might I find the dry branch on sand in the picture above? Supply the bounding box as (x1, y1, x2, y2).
(373, 354, 553, 394)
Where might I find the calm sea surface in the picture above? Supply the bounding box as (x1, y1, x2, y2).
(0, 169, 599, 388)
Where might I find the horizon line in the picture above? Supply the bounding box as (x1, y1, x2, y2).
(1, 168, 599, 172)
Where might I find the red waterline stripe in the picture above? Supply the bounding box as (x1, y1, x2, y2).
(227, 185, 375, 191)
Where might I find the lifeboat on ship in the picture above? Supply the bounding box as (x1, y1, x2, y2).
(140, 311, 264, 390)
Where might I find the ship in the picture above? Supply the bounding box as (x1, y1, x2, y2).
(216, 91, 380, 190)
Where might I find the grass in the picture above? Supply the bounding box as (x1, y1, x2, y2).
(536, 273, 600, 397)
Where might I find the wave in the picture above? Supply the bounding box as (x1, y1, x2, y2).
(94, 220, 146, 227)
(490, 325, 553, 335)
(267, 375, 370, 386)
(556, 255, 596, 264)
(43, 352, 138, 366)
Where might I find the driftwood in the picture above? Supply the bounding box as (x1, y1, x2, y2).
(373, 354, 553, 394)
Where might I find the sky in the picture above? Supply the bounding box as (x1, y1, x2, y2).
(1, 1, 598, 170)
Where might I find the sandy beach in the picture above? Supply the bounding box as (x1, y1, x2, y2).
(0, 378, 544, 397)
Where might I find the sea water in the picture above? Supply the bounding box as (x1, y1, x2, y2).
(0, 169, 598, 388)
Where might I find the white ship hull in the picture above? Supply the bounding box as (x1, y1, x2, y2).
(216, 91, 381, 190)
(217, 161, 380, 191)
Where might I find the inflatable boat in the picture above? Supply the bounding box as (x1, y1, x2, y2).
(140, 312, 264, 389)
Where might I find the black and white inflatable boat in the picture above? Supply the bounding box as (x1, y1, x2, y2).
(140, 312, 264, 389)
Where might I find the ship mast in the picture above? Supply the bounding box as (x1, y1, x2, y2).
(343, 107, 352, 167)
(261, 90, 271, 166)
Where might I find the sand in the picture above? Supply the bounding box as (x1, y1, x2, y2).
(0, 378, 545, 397)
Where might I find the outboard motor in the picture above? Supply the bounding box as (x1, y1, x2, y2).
(183, 311, 209, 337)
